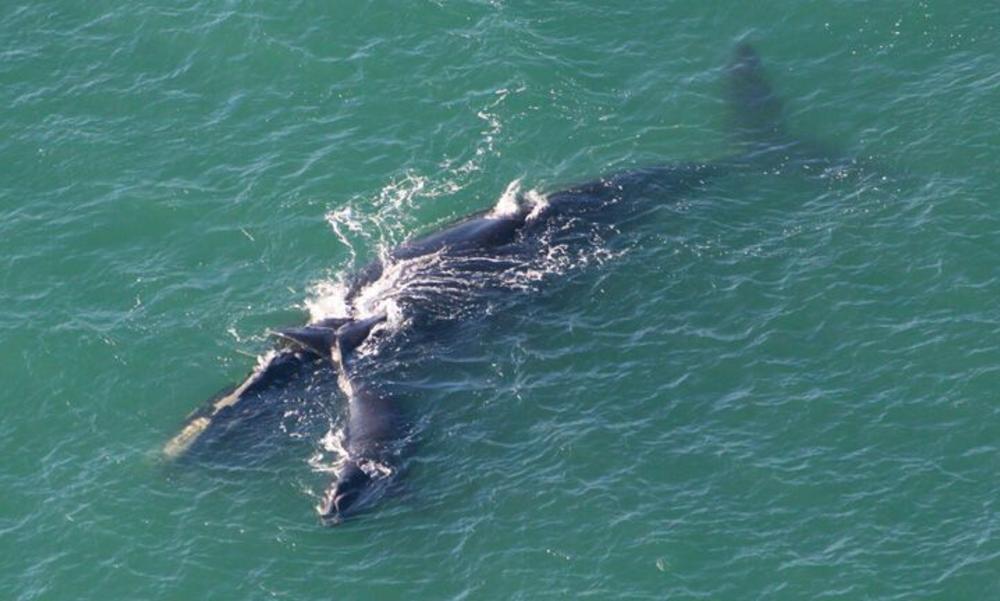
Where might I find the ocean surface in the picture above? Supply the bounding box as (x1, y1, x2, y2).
(3, 1, 1000, 599)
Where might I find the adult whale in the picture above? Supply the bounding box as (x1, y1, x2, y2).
(162, 158, 722, 521)
(163, 43, 818, 524)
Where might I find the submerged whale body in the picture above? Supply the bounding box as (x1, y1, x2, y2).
(163, 43, 831, 524)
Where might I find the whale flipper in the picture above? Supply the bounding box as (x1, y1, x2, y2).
(162, 349, 315, 459)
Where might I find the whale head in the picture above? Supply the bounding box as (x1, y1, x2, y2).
(319, 462, 375, 525)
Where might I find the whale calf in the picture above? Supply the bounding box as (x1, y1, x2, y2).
(163, 43, 830, 523)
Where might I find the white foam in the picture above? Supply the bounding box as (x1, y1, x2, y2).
(489, 178, 523, 217)
(524, 188, 550, 221)
(308, 426, 348, 473)
(304, 279, 351, 322)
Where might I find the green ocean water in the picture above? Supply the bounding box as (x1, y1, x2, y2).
(3, 1, 1000, 599)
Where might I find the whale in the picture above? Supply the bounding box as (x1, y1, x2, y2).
(163, 43, 825, 523)
(163, 159, 723, 521)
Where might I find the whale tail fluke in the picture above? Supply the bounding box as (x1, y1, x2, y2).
(272, 313, 387, 363)
(273, 325, 340, 359)
(725, 42, 851, 173)
(725, 42, 790, 159)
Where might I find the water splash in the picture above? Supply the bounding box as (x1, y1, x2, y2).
(489, 178, 524, 217)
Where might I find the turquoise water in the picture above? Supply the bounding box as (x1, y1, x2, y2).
(3, 1, 1000, 599)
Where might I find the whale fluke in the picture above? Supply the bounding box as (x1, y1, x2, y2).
(725, 42, 787, 155)
(273, 314, 387, 362)
(273, 325, 339, 358)
(726, 42, 850, 172)
(336, 315, 387, 356)
(313, 316, 354, 330)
